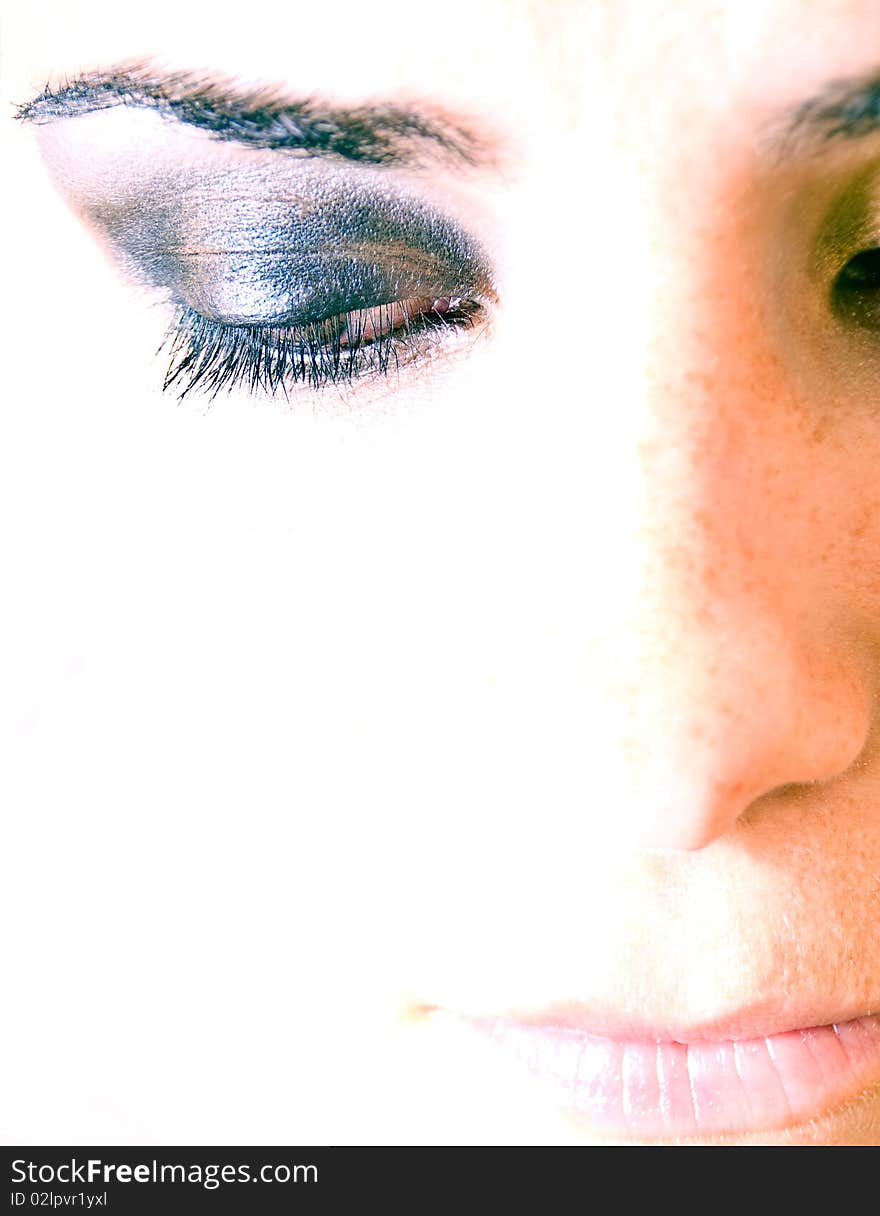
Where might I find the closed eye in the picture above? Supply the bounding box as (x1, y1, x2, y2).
(20, 69, 498, 403)
(162, 295, 484, 398)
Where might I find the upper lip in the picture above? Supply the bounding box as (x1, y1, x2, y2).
(438, 996, 878, 1043)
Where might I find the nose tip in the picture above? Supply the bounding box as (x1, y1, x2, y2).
(596, 614, 874, 851)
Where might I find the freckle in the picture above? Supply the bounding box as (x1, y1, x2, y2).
(737, 535, 756, 563)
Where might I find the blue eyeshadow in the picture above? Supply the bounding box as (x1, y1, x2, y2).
(82, 162, 492, 325)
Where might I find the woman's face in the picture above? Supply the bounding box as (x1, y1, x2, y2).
(6, 0, 880, 1144)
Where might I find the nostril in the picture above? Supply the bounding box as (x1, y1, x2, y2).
(591, 615, 876, 854)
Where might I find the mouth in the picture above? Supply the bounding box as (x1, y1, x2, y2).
(424, 1007, 880, 1140)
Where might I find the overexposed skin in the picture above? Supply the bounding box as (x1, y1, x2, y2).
(3, 0, 880, 1144)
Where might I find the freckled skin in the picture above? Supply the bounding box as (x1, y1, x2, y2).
(6, 0, 880, 1145)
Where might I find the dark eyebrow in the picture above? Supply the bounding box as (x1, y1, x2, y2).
(15, 63, 492, 169)
(778, 71, 880, 155)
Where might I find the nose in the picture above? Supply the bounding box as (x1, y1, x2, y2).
(565, 354, 877, 853)
(589, 571, 875, 852)
(498, 242, 873, 855)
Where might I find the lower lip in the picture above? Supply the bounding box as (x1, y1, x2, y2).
(442, 1014, 880, 1138)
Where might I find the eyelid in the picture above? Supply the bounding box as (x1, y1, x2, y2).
(33, 104, 496, 397)
(169, 239, 483, 328)
(38, 127, 492, 310)
(811, 162, 880, 285)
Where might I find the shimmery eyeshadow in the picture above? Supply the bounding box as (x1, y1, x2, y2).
(87, 162, 490, 324)
(32, 105, 495, 394)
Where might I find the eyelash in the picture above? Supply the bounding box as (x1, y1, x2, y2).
(160, 296, 483, 399)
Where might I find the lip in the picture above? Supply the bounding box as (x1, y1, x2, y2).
(427, 1008, 880, 1140)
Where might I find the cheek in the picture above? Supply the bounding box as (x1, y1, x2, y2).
(682, 188, 880, 646)
(788, 420, 880, 626)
